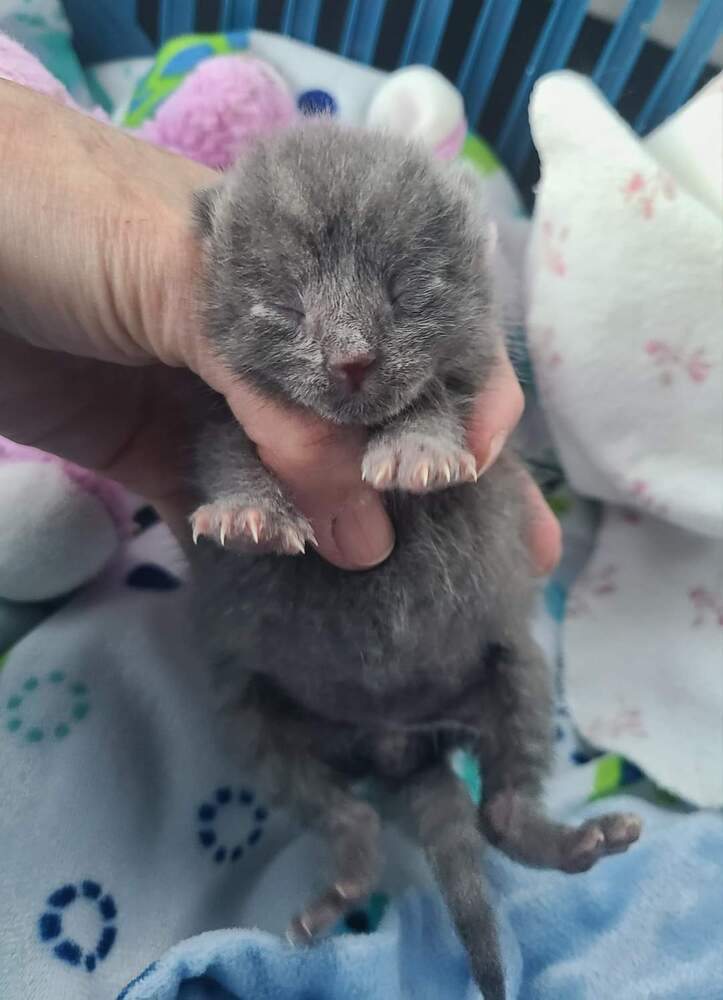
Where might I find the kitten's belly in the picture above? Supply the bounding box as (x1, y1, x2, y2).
(238, 555, 487, 723)
(198, 476, 528, 726)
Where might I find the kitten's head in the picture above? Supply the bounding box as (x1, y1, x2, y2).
(195, 122, 497, 425)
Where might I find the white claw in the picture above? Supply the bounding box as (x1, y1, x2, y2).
(442, 464, 452, 484)
(219, 524, 226, 547)
(418, 464, 430, 489)
(246, 514, 260, 545)
(192, 525, 200, 545)
(462, 456, 478, 482)
(285, 530, 306, 555)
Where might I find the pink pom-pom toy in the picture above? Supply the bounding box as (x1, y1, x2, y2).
(138, 54, 298, 170)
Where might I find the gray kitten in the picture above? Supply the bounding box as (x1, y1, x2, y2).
(188, 122, 640, 1000)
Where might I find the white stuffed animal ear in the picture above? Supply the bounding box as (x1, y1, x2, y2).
(366, 65, 467, 160)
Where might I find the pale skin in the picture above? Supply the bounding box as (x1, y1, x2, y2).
(0, 80, 560, 572)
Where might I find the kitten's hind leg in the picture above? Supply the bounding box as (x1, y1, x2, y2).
(477, 639, 642, 873)
(406, 764, 507, 1000)
(288, 796, 381, 942)
(240, 689, 381, 942)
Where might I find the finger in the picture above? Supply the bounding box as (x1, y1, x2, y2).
(196, 350, 395, 571)
(466, 345, 525, 474)
(522, 473, 562, 576)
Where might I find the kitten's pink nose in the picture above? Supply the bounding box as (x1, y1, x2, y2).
(330, 353, 377, 392)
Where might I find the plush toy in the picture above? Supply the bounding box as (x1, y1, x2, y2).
(120, 31, 469, 170)
(0, 439, 130, 648)
(366, 65, 467, 161)
(133, 55, 466, 171)
(135, 53, 298, 168)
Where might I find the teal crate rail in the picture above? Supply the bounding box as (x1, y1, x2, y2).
(63, 0, 722, 187)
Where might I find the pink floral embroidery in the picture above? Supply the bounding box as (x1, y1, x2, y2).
(530, 325, 563, 368)
(645, 339, 713, 385)
(528, 325, 564, 401)
(588, 704, 648, 741)
(689, 586, 723, 628)
(627, 479, 668, 519)
(541, 220, 569, 276)
(567, 564, 618, 617)
(622, 169, 676, 219)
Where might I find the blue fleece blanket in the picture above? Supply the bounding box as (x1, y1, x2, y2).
(3, 517, 721, 1000)
(117, 798, 723, 1000)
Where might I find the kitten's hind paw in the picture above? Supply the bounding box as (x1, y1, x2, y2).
(561, 812, 642, 873)
(287, 881, 368, 944)
(362, 434, 477, 494)
(190, 501, 315, 555)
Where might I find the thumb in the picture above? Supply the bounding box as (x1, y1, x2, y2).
(196, 351, 395, 570)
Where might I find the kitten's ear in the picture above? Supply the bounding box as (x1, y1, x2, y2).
(486, 219, 498, 257)
(448, 161, 486, 201)
(193, 186, 221, 238)
(447, 162, 496, 254)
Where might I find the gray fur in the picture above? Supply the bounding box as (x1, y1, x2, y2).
(188, 122, 641, 1000)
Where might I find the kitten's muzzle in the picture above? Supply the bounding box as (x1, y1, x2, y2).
(328, 352, 378, 394)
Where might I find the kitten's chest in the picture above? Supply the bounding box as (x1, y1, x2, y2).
(201, 484, 510, 724)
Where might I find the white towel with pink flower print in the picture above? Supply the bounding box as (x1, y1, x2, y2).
(526, 70, 723, 808)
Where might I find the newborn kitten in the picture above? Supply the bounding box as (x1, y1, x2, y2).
(188, 122, 640, 1000)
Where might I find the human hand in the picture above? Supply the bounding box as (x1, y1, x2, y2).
(0, 81, 560, 573)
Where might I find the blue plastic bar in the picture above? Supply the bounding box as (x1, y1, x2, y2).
(636, 0, 723, 133)
(62, 0, 154, 62)
(339, 0, 388, 63)
(456, 0, 522, 127)
(159, 0, 196, 42)
(281, 0, 322, 42)
(221, 0, 258, 30)
(398, 0, 453, 67)
(593, 0, 662, 106)
(497, 0, 589, 178)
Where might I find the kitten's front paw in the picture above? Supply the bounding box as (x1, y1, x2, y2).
(362, 434, 477, 493)
(190, 500, 315, 555)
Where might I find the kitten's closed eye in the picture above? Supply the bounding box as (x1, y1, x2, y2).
(387, 281, 410, 311)
(275, 304, 305, 321)
(388, 275, 447, 313)
(250, 303, 305, 323)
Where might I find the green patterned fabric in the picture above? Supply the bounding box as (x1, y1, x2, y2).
(122, 30, 251, 128)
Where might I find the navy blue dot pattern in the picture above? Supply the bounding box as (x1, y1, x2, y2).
(132, 505, 160, 532)
(125, 564, 181, 591)
(297, 88, 337, 116)
(38, 880, 118, 972)
(197, 786, 269, 864)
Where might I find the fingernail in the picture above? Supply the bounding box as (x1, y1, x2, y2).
(332, 496, 395, 568)
(479, 431, 506, 475)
